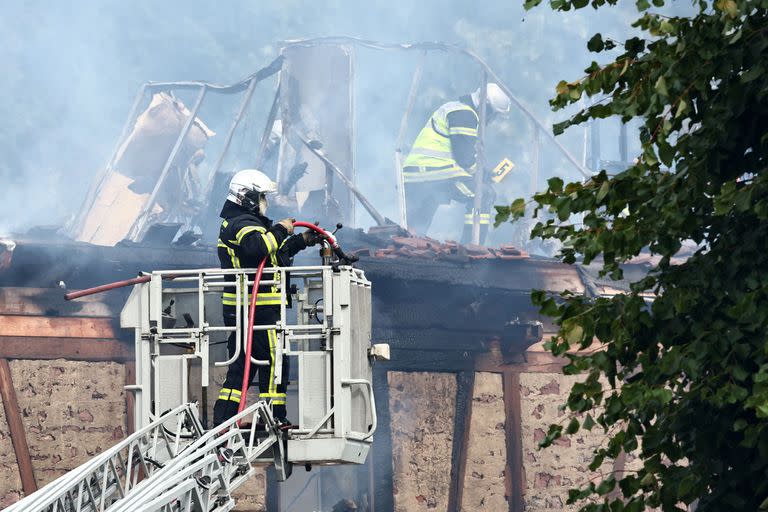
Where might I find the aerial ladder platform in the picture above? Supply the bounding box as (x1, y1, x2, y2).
(7, 256, 385, 511)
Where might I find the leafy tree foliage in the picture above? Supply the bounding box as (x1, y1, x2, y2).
(497, 0, 768, 509)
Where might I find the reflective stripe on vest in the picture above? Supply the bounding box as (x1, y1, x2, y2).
(402, 165, 473, 182)
(220, 218, 282, 307)
(222, 291, 281, 306)
(454, 181, 475, 198)
(464, 212, 491, 225)
(403, 101, 478, 180)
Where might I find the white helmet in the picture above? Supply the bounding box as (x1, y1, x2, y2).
(471, 83, 511, 115)
(227, 169, 278, 214)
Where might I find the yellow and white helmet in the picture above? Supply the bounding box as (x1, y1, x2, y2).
(471, 83, 511, 115)
(227, 169, 278, 214)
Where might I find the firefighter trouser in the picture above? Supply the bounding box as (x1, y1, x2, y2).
(405, 179, 490, 244)
(460, 209, 491, 245)
(213, 309, 289, 426)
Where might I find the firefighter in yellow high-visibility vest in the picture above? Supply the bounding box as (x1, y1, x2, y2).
(213, 169, 321, 427)
(403, 83, 511, 244)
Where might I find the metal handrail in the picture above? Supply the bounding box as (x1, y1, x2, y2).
(341, 379, 377, 441)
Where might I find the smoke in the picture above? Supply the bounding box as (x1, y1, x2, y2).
(0, 0, 686, 241)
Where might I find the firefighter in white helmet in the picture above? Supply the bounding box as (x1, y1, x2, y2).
(213, 169, 321, 427)
(402, 83, 511, 244)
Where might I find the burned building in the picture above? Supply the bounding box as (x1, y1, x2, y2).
(0, 39, 635, 511)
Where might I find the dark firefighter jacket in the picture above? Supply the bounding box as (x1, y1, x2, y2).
(217, 200, 307, 315)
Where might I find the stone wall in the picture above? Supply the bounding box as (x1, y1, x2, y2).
(232, 470, 267, 512)
(460, 371, 508, 511)
(520, 372, 615, 511)
(0, 359, 126, 507)
(0, 359, 268, 510)
(389, 371, 457, 512)
(0, 394, 23, 508)
(0, 361, 626, 512)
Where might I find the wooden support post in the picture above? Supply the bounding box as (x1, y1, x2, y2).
(0, 358, 37, 494)
(124, 361, 136, 436)
(503, 371, 525, 512)
(371, 368, 394, 512)
(0, 336, 132, 362)
(447, 371, 475, 512)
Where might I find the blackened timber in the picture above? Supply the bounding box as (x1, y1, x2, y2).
(0, 336, 133, 362)
(370, 286, 540, 332)
(379, 348, 475, 373)
(374, 327, 495, 353)
(0, 287, 117, 317)
(447, 371, 475, 512)
(266, 467, 279, 512)
(503, 372, 525, 512)
(358, 257, 585, 293)
(371, 367, 394, 512)
(0, 239, 218, 289)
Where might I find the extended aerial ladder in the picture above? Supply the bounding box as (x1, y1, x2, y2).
(9, 231, 386, 511)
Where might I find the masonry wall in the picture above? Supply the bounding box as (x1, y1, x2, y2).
(0, 359, 126, 507)
(1, 361, 618, 512)
(460, 372, 508, 511)
(0, 393, 23, 508)
(385, 367, 619, 512)
(520, 373, 615, 511)
(389, 371, 457, 512)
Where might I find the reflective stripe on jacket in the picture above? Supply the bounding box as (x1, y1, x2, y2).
(403, 101, 478, 182)
(217, 208, 287, 309)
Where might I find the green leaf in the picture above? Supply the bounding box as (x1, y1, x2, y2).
(658, 142, 675, 167)
(597, 181, 610, 202)
(715, 0, 739, 16)
(510, 198, 527, 220)
(635, 0, 650, 11)
(588, 33, 605, 52)
(566, 417, 580, 434)
(659, 19, 674, 34)
(654, 76, 669, 97)
(564, 323, 585, 344)
(596, 477, 616, 495)
(583, 414, 596, 430)
(678, 475, 696, 497)
(548, 176, 565, 193)
(675, 98, 687, 118)
(740, 67, 762, 84)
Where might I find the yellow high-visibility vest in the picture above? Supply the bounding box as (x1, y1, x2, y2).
(403, 101, 478, 183)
